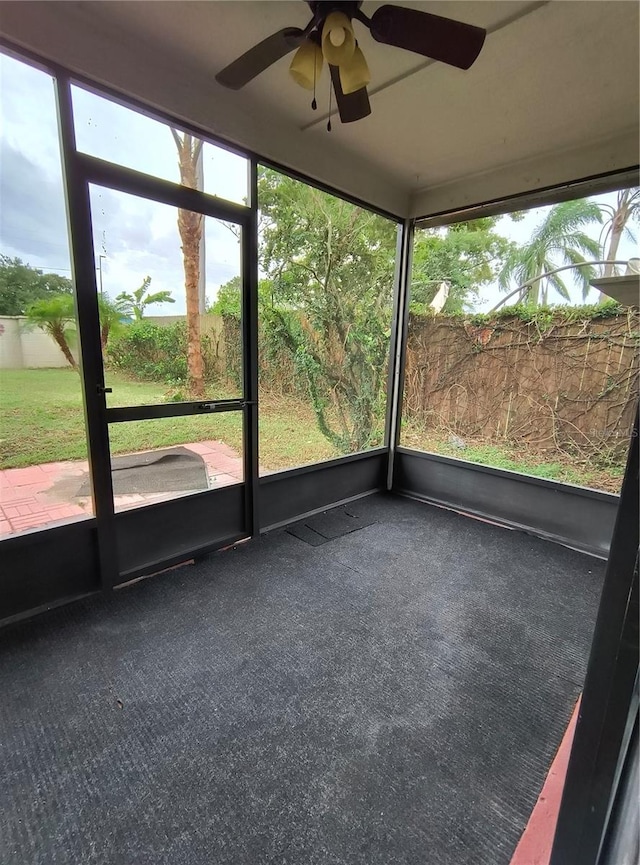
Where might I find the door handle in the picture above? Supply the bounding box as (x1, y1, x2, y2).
(97, 385, 113, 395)
(197, 400, 250, 412)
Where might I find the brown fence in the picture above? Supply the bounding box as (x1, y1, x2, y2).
(403, 311, 639, 459)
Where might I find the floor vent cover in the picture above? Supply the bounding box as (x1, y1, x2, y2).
(287, 506, 376, 546)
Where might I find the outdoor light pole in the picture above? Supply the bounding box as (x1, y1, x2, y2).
(97, 255, 106, 297)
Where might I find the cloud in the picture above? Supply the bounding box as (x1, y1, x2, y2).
(0, 140, 71, 270)
(1, 54, 245, 316)
(90, 185, 242, 311)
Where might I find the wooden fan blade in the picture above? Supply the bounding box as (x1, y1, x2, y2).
(329, 65, 371, 123)
(369, 4, 486, 70)
(216, 27, 306, 89)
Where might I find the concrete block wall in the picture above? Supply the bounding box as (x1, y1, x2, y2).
(0, 316, 77, 369)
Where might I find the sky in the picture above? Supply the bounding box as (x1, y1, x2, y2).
(0, 52, 246, 315)
(0, 50, 637, 318)
(475, 201, 637, 312)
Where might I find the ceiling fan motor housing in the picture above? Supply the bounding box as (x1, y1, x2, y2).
(307, 1, 363, 28)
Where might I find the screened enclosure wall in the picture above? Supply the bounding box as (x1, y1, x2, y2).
(0, 43, 400, 550)
(0, 48, 254, 542)
(1, 36, 632, 575)
(400, 191, 639, 495)
(71, 83, 249, 205)
(256, 167, 398, 476)
(0, 53, 94, 539)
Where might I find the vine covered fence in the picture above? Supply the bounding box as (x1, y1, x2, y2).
(402, 307, 639, 463)
(142, 305, 639, 469)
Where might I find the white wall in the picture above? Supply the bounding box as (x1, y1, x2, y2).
(0, 317, 24, 369)
(0, 316, 76, 369)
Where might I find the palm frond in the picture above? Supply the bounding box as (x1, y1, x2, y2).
(537, 199, 602, 248)
(558, 230, 600, 260)
(547, 272, 571, 301)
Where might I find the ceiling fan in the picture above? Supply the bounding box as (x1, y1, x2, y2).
(215, 1, 486, 127)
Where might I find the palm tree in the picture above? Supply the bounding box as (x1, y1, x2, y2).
(599, 187, 639, 277)
(498, 199, 602, 305)
(171, 129, 205, 398)
(115, 275, 175, 320)
(25, 294, 77, 368)
(97, 295, 124, 350)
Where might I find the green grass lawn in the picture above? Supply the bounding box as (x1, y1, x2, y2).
(2, 368, 623, 493)
(401, 419, 624, 494)
(0, 368, 335, 472)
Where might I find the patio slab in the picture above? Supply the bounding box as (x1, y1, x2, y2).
(0, 440, 243, 538)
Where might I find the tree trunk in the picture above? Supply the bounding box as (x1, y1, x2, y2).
(603, 219, 624, 277)
(179, 208, 205, 397)
(600, 189, 632, 302)
(173, 132, 205, 398)
(52, 326, 77, 369)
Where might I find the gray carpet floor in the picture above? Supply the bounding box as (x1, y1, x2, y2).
(0, 493, 604, 865)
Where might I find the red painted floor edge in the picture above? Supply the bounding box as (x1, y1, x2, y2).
(510, 696, 581, 865)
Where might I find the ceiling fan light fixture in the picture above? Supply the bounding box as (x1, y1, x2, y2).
(289, 39, 323, 90)
(321, 11, 356, 66)
(215, 3, 488, 127)
(339, 44, 370, 95)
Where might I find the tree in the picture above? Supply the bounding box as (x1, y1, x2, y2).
(412, 218, 514, 313)
(25, 294, 77, 368)
(97, 295, 124, 350)
(498, 199, 602, 305)
(0, 256, 73, 315)
(599, 187, 639, 281)
(208, 275, 242, 318)
(115, 276, 175, 320)
(171, 130, 205, 398)
(259, 168, 397, 453)
(208, 275, 274, 318)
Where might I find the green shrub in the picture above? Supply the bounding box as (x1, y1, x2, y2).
(106, 320, 218, 385)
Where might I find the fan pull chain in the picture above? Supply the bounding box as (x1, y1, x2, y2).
(311, 52, 317, 111)
(327, 80, 332, 132)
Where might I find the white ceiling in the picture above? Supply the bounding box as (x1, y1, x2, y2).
(1, 0, 638, 217)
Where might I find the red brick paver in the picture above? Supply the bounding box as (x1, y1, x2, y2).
(0, 440, 243, 539)
(510, 698, 581, 865)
